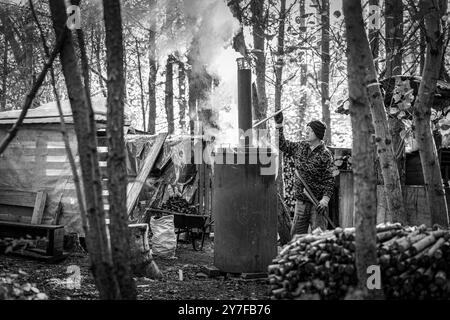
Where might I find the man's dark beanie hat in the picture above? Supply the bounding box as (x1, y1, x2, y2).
(307, 120, 326, 140)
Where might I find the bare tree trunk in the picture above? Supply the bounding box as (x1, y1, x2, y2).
(250, 0, 268, 128)
(369, 0, 379, 73)
(385, 0, 403, 77)
(343, 0, 383, 299)
(187, 69, 198, 135)
(0, 9, 24, 68)
(227, 0, 247, 56)
(0, 27, 64, 155)
(178, 61, 187, 131)
(148, 25, 157, 134)
(274, 0, 290, 245)
(414, 0, 449, 228)
(165, 55, 174, 134)
(103, 0, 137, 299)
(320, 0, 331, 144)
(274, 0, 285, 113)
(48, 0, 121, 300)
(385, 0, 406, 187)
(420, 20, 426, 74)
(1, 36, 7, 111)
(135, 38, 146, 131)
(24, 14, 34, 92)
(30, 0, 87, 234)
(362, 15, 406, 225)
(298, 0, 307, 140)
(95, 31, 106, 97)
(29, 0, 87, 237)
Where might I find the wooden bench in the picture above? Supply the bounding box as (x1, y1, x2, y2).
(0, 190, 47, 224)
(0, 189, 65, 261)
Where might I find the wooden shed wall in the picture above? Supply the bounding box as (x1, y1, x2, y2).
(0, 124, 81, 232)
(0, 123, 110, 235)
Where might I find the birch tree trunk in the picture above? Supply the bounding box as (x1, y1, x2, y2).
(343, 0, 383, 299)
(48, 0, 121, 300)
(414, 0, 449, 228)
(102, 0, 137, 299)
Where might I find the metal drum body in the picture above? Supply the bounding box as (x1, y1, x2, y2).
(213, 148, 277, 273)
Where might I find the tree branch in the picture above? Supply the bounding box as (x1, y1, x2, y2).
(0, 29, 67, 156)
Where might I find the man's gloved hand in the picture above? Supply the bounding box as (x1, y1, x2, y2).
(317, 196, 330, 214)
(274, 111, 284, 125)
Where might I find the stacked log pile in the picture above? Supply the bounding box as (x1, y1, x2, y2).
(160, 196, 198, 215)
(269, 223, 450, 300)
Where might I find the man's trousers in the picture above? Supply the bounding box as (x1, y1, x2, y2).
(290, 199, 327, 236)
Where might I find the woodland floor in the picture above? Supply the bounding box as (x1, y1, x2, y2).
(0, 238, 270, 300)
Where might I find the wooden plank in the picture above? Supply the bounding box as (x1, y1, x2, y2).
(2, 147, 70, 157)
(338, 171, 354, 228)
(100, 166, 108, 178)
(126, 133, 168, 215)
(198, 163, 205, 215)
(0, 220, 64, 230)
(98, 152, 108, 162)
(31, 191, 47, 224)
(1, 249, 68, 262)
(199, 265, 222, 277)
(0, 213, 32, 223)
(0, 190, 37, 207)
(47, 227, 64, 256)
(240, 272, 268, 280)
(97, 136, 108, 147)
(404, 186, 430, 226)
(0, 161, 71, 170)
(377, 185, 431, 226)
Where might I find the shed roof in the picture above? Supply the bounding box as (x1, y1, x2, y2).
(0, 96, 128, 125)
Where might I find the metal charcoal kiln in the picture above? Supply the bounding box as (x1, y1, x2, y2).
(213, 58, 277, 273)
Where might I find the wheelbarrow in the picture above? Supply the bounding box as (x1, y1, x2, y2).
(148, 208, 213, 251)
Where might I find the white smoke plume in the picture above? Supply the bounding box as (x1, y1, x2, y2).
(155, 0, 242, 145)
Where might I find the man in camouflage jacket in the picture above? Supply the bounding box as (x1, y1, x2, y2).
(274, 112, 335, 236)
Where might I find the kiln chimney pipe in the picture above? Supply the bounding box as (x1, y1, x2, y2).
(237, 58, 252, 147)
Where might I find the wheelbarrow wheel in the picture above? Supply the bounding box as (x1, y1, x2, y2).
(191, 230, 206, 251)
